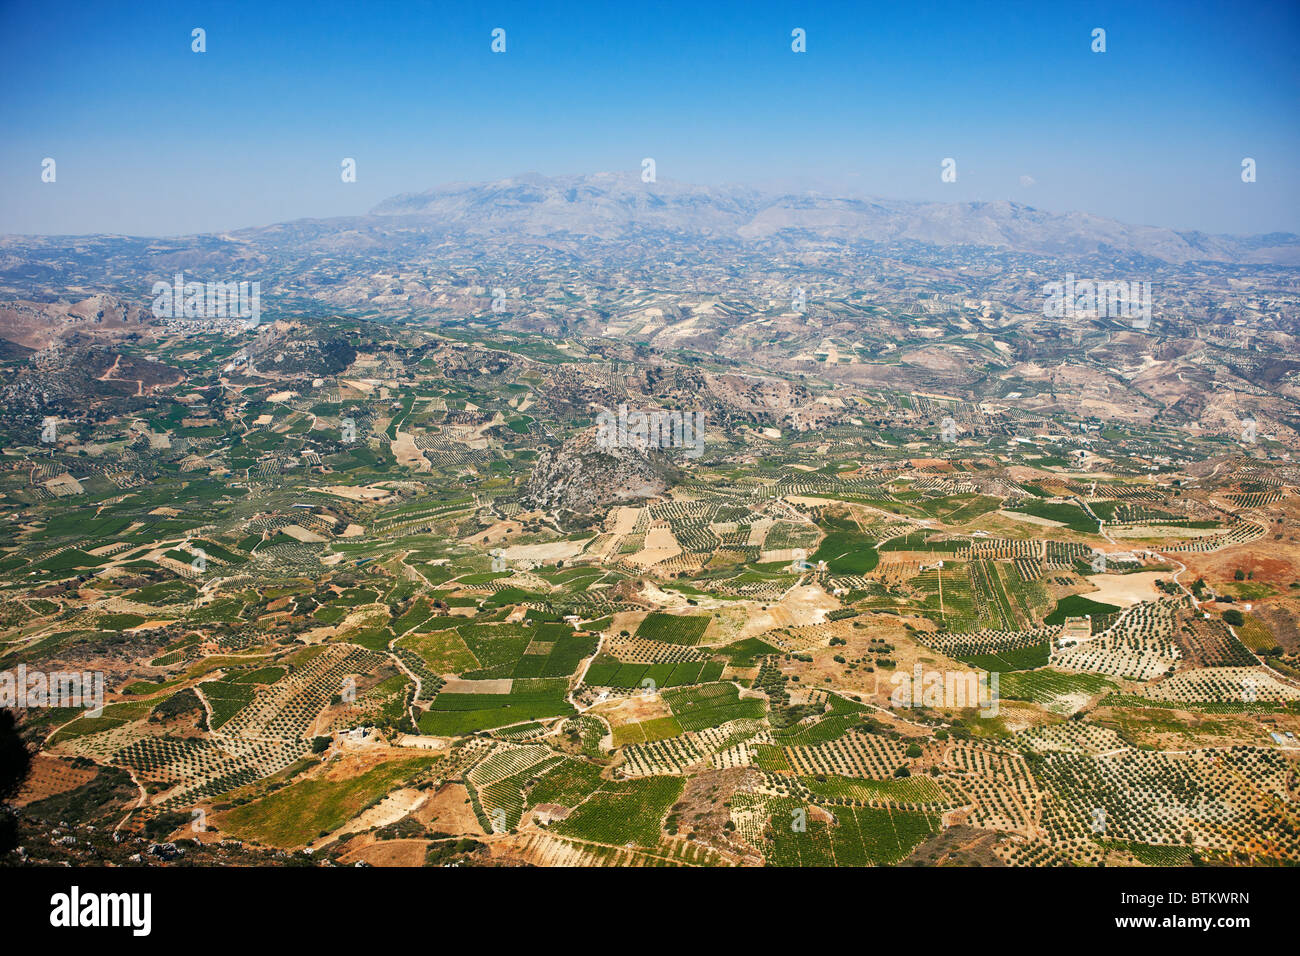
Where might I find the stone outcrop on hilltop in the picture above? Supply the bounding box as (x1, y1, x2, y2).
(523, 427, 681, 523)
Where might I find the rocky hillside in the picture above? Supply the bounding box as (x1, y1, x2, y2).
(523, 427, 682, 523)
(0, 295, 152, 351)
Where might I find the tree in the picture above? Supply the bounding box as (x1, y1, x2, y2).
(0, 710, 33, 855)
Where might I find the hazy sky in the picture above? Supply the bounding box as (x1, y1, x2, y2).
(1, 0, 1297, 237)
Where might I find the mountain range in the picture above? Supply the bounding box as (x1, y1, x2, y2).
(361, 171, 1300, 266)
(3, 172, 1298, 274)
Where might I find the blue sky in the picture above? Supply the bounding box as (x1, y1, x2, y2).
(1, 0, 1297, 236)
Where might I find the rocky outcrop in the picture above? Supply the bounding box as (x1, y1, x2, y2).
(523, 428, 681, 522)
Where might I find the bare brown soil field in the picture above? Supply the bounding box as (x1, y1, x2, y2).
(500, 539, 591, 564)
(14, 754, 99, 806)
(1083, 571, 1167, 607)
(672, 766, 764, 864)
(588, 693, 673, 727)
(307, 484, 396, 502)
(775, 615, 966, 704)
(1253, 600, 1300, 654)
(414, 782, 486, 835)
(465, 519, 524, 546)
(1180, 535, 1300, 590)
(734, 584, 838, 641)
(902, 824, 1007, 866)
(439, 678, 512, 694)
(337, 836, 430, 866)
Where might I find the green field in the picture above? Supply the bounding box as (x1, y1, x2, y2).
(1004, 500, 1098, 534)
(635, 612, 710, 646)
(663, 682, 766, 732)
(1044, 594, 1121, 625)
(552, 776, 684, 849)
(418, 682, 575, 735)
(222, 755, 438, 846)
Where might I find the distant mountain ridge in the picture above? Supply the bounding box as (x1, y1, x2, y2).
(365, 171, 1300, 266)
(2, 173, 1297, 294)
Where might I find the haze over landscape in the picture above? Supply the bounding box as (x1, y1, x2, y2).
(2, 0, 1298, 236)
